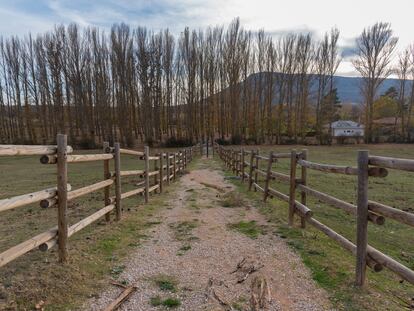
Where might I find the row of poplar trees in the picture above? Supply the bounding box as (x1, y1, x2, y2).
(0, 18, 406, 146)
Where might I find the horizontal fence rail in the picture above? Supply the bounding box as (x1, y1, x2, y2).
(0, 134, 200, 267)
(214, 143, 414, 287)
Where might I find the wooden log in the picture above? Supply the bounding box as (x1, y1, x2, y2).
(119, 148, 144, 156)
(56, 134, 68, 263)
(0, 227, 58, 267)
(248, 150, 255, 191)
(114, 143, 122, 221)
(272, 153, 291, 159)
(356, 150, 369, 286)
(40, 153, 114, 164)
(369, 155, 414, 172)
(288, 150, 297, 226)
(297, 159, 387, 177)
(253, 182, 264, 192)
(0, 145, 73, 156)
(306, 217, 382, 272)
(147, 170, 159, 177)
(268, 187, 289, 202)
(255, 155, 270, 161)
(263, 151, 274, 202)
(103, 286, 137, 311)
(296, 184, 385, 225)
(367, 245, 414, 284)
(103, 142, 111, 222)
(298, 159, 357, 175)
(40, 205, 115, 251)
(300, 149, 308, 228)
(67, 179, 114, 201)
(148, 184, 159, 193)
(368, 200, 414, 227)
(270, 171, 290, 183)
(294, 201, 313, 219)
(0, 185, 69, 212)
(119, 170, 144, 177)
(121, 187, 145, 200)
(40, 198, 57, 209)
(144, 146, 150, 203)
(254, 168, 268, 176)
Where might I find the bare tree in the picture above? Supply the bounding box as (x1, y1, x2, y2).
(352, 22, 398, 143)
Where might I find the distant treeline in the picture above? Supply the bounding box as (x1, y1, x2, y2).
(0, 19, 411, 146)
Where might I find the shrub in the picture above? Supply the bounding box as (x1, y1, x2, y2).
(163, 136, 193, 148)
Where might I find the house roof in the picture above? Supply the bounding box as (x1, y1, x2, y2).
(331, 120, 364, 129)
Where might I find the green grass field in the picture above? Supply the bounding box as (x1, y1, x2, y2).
(0, 148, 181, 310)
(217, 144, 414, 310)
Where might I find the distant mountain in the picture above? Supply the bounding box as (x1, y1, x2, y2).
(333, 76, 402, 104)
(244, 72, 406, 105)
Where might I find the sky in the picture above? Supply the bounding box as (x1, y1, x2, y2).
(0, 0, 413, 76)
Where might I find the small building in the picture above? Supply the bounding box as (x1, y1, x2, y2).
(330, 120, 364, 137)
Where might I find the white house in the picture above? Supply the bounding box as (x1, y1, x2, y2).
(330, 120, 364, 137)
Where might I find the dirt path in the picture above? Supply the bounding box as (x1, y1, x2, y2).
(86, 158, 332, 311)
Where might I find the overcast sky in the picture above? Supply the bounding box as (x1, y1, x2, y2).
(0, 0, 412, 76)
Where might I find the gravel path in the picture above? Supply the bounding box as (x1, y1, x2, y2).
(85, 157, 332, 311)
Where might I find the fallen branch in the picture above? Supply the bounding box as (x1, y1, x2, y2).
(250, 276, 271, 310)
(103, 286, 137, 311)
(230, 257, 246, 274)
(200, 181, 226, 193)
(237, 264, 264, 284)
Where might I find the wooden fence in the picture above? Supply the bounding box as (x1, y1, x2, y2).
(215, 143, 414, 287)
(0, 134, 199, 267)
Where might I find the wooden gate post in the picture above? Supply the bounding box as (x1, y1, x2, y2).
(248, 150, 255, 191)
(56, 134, 68, 263)
(144, 146, 150, 203)
(288, 149, 297, 226)
(114, 143, 122, 220)
(103, 142, 111, 222)
(300, 149, 308, 228)
(263, 151, 274, 202)
(356, 150, 369, 286)
(154, 153, 159, 193)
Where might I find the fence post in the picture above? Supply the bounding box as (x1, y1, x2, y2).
(159, 153, 163, 193)
(56, 134, 68, 263)
(263, 151, 274, 202)
(103, 142, 111, 222)
(173, 153, 177, 180)
(288, 149, 297, 226)
(166, 152, 170, 185)
(114, 143, 122, 220)
(300, 149, 308, 228)
(241, 148, 245, 182)
(356, 150, 369, 286)
(144, 146, 150, 203)
(248, 150, 255, 191)
(254, 149, 260, 192)
(154, 153, 159, 194)
(184, 149, 187, 168)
